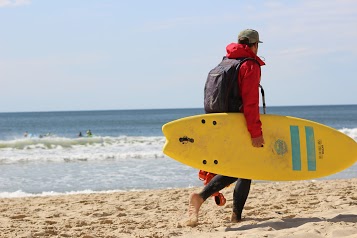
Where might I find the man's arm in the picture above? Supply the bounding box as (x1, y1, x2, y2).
(239, 61, 264, 147)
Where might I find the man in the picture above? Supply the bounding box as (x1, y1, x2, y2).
(185, 29, 265, 227)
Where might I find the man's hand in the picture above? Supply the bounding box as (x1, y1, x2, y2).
(252, 136, 264, 148)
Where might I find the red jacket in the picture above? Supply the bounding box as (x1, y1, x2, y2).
(226, 43, 265, 138)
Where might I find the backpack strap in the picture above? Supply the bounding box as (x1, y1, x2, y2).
(233, 57, 266, 113)
(259, 84, 266, 114)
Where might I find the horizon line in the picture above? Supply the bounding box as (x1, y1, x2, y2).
(0, 104, 356, 114)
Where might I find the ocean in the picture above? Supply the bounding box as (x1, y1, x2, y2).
(0, 105, 356, 198)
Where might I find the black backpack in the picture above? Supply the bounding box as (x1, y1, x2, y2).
(204, 57, 259, 113)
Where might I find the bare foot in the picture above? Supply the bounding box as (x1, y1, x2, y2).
(231, 212, 242, 223)
(184, 193, 204, 227)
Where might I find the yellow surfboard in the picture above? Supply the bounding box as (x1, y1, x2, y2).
(162, 113, 357, 181)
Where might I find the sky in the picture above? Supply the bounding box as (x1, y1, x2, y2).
(0, 0, 356, 112)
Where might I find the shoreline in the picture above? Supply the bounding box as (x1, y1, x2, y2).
(1, 170, 357, 199)
(0, 178, 356, 237)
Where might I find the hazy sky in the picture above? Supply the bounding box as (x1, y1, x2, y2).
(0, 0, 356, 112)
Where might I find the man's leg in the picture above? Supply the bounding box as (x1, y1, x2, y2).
(232, 178, 251, 222)
(199, 175, 237, 200)
(186, 175, 237, 226)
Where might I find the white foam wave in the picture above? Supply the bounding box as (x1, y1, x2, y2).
(339, 128, 357, 141)
(0, 136, 166, 164)
(1, 128, 354, 151)
(0, 136, 164, 150)
(0, 129, 354, 165)
(0, 186, 189, 198)
(0, 189, 142, 198)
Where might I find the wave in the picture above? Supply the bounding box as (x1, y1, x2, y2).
(0, 136, 166, 164)
(0, 129, 355, 165)
(339, 128, 357, 141)
(1, 128, 356, 150)
(0, 136, 165, 150)
(0, 189, 142, 198)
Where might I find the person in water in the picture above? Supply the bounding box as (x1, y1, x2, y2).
(186, 29, 265, 227)
(78, 132, 83, 137)
(86, 130, 92, 137)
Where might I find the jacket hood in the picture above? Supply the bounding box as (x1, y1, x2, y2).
(226, 43, 265, 66)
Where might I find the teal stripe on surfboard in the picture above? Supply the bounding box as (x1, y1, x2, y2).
(305, 126, 316, 171)
(290, 126, 301, 171)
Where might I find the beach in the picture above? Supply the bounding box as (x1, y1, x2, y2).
(0, 107, 356, 237)
(0, 178, 356, 238)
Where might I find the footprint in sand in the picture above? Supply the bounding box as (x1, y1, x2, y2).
(45, 220, 57, 225)
(10, 214, 27, 219)
(99, 219, 113, 224)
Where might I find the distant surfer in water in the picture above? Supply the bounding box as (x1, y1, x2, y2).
(86, 130, 92, 137)
(78, 132, 83, 137)
(186, 29, 265, 227)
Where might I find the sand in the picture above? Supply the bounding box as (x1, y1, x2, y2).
(0, 178, 356, 238)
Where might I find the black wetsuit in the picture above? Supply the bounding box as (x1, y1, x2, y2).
(199, 175, 251, 220)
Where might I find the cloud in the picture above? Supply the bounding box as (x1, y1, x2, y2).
(0, 0, 30, 7)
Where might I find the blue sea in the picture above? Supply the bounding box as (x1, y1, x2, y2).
(0, 105, 356, 198)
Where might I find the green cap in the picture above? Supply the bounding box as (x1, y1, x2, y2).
(238, 29, 262, 43)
